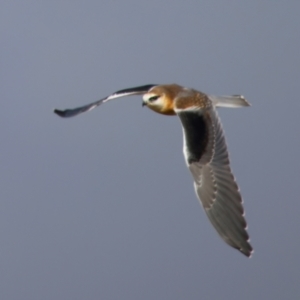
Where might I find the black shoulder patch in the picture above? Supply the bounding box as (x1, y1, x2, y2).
(178, 111, 209, 164)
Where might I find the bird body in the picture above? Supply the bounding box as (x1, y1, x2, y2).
(54, 84, 253, 257)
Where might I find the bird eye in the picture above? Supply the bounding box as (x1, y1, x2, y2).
(148, 95, 159, 102)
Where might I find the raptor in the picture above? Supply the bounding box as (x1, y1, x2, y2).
(54, 84, 253, 257)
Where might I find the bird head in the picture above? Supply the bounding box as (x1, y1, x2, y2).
(142, 85, 182, 116)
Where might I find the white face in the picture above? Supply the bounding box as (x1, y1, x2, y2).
(142, 93, 164, 108)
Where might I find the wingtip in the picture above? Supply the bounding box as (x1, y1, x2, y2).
(248, 249, 254, 258)
(239, 241, 254, 258)
(241, 249, 253, 258)
(54, 109, 66, 117)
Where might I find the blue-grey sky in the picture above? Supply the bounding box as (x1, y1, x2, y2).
(1, 1, 300, 299)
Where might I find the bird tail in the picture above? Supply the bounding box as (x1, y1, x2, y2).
(209, 95, 250, 108)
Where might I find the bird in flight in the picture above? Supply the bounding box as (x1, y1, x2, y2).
(54, 84, 253, 257)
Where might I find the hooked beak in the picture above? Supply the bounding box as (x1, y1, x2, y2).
(142, 100, 147, 107)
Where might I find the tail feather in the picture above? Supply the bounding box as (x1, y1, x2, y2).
(209, 95, 250, 108)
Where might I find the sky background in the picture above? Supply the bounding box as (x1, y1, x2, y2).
(1, 1, 300, 299)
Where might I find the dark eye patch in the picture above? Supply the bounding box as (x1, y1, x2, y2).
(149, 95, 160, 102)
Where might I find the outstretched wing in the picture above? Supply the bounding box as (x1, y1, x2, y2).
(54, 84, 157, 118)
(176, 105, 253, 257)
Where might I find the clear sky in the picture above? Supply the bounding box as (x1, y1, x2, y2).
(1, 1, 300, 299)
